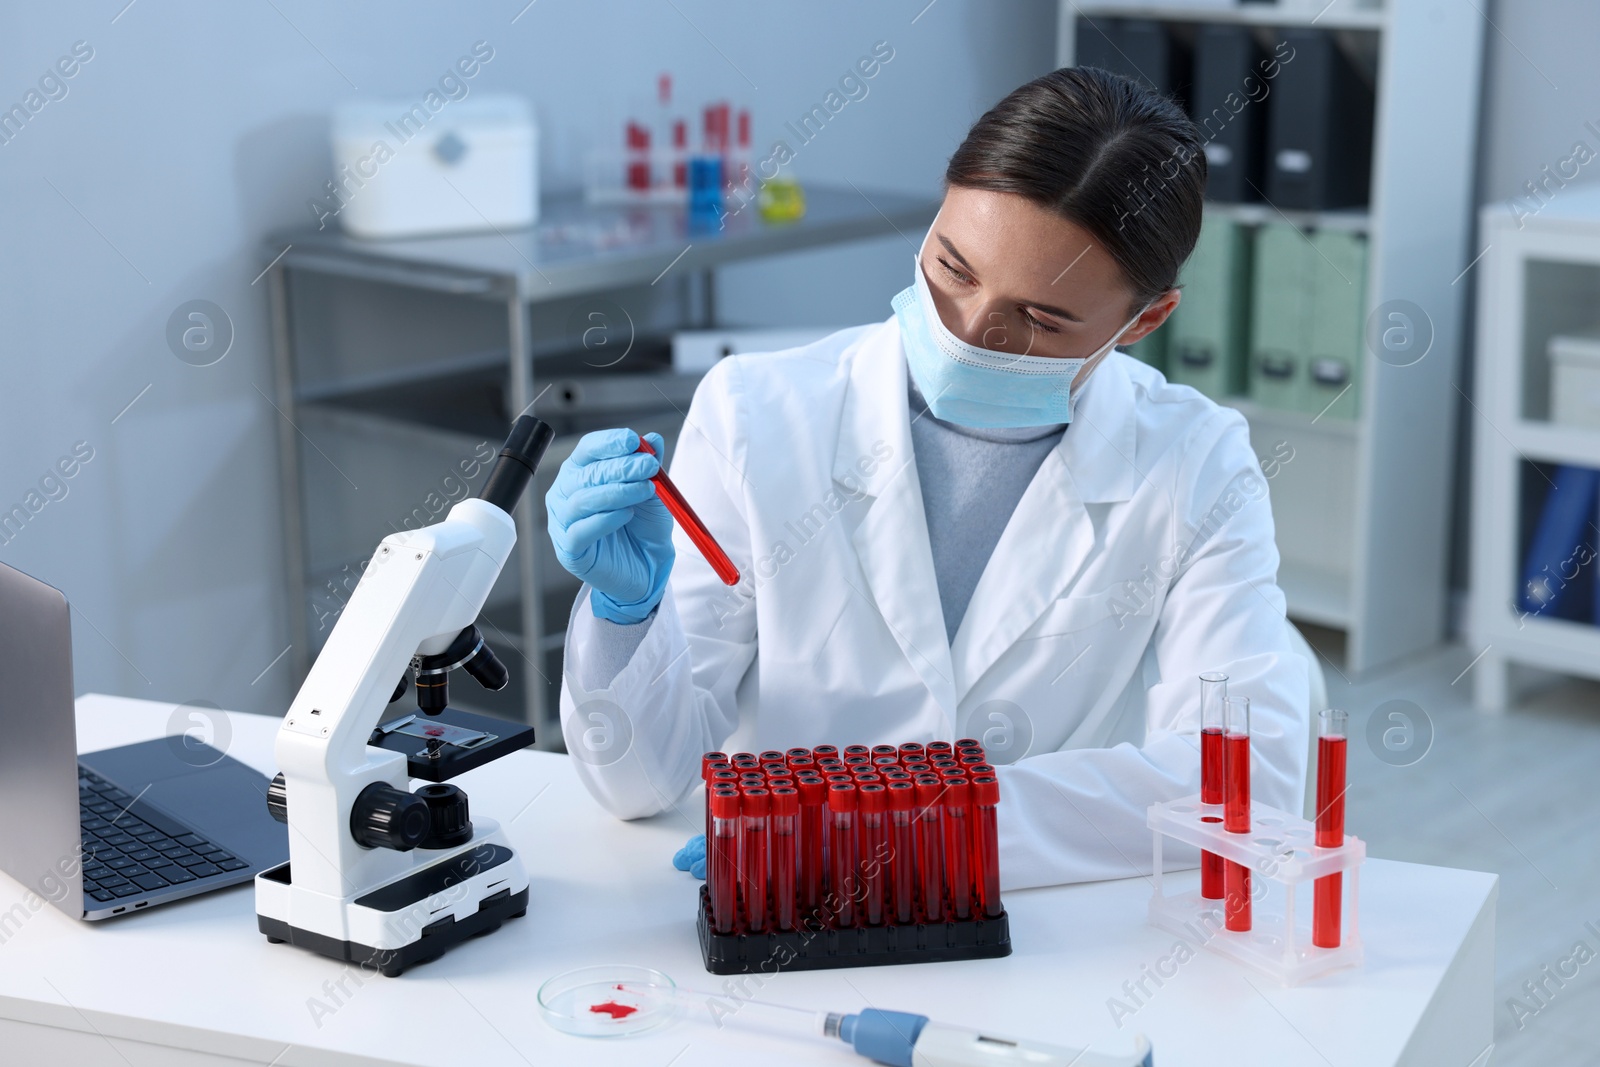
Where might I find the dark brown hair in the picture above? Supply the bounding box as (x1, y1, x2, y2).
(945, 67, 1206, 310)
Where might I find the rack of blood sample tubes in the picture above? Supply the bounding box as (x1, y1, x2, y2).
(1144, 681, 1366, 985)
(695, 742, 1012, 974)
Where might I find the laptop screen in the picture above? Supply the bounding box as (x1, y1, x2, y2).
(0, 562, 87, 922)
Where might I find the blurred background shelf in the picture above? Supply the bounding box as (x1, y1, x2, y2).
(1059, 0, 1484, 672)
(264, 184, 939, 747)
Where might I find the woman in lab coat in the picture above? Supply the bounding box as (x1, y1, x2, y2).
(546, 67, 1308, 888)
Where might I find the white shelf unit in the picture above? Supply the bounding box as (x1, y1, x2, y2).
(1057, 0, 1484, 671)
(1469, 190, 1600, 710)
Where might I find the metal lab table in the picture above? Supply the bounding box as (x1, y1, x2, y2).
(261, 185, 938, 739)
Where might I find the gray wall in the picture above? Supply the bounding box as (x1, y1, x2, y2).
(0, 1, 1055, 716)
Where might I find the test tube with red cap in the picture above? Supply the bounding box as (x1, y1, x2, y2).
(828, 782, 858, 927)
(871, 744, 898, 759)
(633, 436, 740, 586)
(797, 776, 826, 914)
(731, 751, 757, 766)
(943, 778, 974, 920)
(1223, 697, 1252, 932)
(770, 787, 799, 931)
(843, 744, 870, 758)
(858, 785, 888, 925)
(887, 781, 917, 924)
(1199, 672, 1228, 901)
(914, 777, 944, 922)
(971, 774, 1002, 918)
(813, 745, 839, 759)
(1314, 708, 1349, 948)
(898, 742, 925, 762)
(709, 788, 740, 934)
(741, 788, 770, 933)
(785, 747, 812, 765)
(927, 741, 953, 757)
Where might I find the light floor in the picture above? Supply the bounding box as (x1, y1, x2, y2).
(1312, 635, 1600, 1065)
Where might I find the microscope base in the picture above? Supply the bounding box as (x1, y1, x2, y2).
(258, 884, 528, 977)
(255, 833, 530, 977)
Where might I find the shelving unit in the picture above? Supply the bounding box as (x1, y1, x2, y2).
(1058, 0, 1484, 671)
(1469, 189, 1600, 710)
(262, 186, 939, 744)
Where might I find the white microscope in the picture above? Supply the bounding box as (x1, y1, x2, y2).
(256, 416, 553, 976)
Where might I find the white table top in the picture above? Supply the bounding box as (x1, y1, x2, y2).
(0, 695, 1496, 1067)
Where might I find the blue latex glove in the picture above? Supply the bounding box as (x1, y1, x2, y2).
(546, 428, 675, 624)
(673, 834, 707, 879)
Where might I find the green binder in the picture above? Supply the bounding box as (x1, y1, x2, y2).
(1168, 217, 1252, 400)
(1248, 222, 1308, 411)
(1302, 229, 1367, 420)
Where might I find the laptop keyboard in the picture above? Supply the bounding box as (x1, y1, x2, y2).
(78, 766, 249, 904)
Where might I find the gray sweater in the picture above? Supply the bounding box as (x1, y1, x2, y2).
(573, 364, 1068, 688)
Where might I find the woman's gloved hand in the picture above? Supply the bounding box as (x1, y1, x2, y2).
(673, 834, 707, 879)
(546, 428, 675, 624)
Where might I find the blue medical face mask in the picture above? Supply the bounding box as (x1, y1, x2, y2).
(891, 249, 1145, 429)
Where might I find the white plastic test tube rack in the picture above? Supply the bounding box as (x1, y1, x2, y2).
(1146, 795, 1365, 985)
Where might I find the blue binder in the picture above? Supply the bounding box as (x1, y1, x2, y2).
(1518, 464, 1600, 621)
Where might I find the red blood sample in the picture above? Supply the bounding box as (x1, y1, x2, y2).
(741, 789, 770, 933)
(887, 781, 917, 924)
(943, 778, 973, 920)
(1223, 698, 1251, 932)
(709, 789, 740, 935)
(770, 787, 798, 931)
(1200, 726, 1225, 900)
(915, 777, 945, 922)
(1314, 712, 1349, 948)
(828, 782, 858, 927)
(589, 1000, 638, 1019)
(858, 785, 888, 925)
(797, 776, 826, 914)
(971, 775, 1002, 918)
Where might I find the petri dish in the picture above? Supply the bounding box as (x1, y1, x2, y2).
(537, 965, 680, 1037)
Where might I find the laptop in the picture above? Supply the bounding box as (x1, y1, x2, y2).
(0, 561, 288, 920)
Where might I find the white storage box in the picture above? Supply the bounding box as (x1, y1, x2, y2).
(330, 95, 537, 239)
(1550, 333, 1600, 429)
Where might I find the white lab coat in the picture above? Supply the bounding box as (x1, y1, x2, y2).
(559, 316, 1309, 889)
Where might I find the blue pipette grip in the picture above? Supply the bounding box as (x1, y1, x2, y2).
(837, 1009, 930, 1067)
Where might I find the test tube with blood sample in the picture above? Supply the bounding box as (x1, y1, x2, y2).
(1199, 672, 1228, 901)
(943, 778, 974, 920)
(812, 745, 839, 760)
(857, 785, 888, 925)
(633, 436, 740, 586)
(741, 788, 770, 933)
(1314, 708, 1349, 948)
(1223, 697, 1252, 932)
(898, 742, 925, 762)
(828, 782, 858, 927)
(770, 787, 799, 931)
(796, 776, 826, 914)
(914, 776, 944, 922)
(926, 741, 954, 758)
(710, 788, 740, 935)
(971, 775, 1002, 918)
(887, 781, 917, 924)
(785, 747, 811, 765)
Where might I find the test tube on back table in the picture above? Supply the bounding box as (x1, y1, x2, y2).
(1223, 697, 1252, 932)
(1314, 708, 1349, 948)
(1199, 673, 1228, 901)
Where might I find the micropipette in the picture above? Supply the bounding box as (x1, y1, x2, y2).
(615, 982, 1154, 1067)
(634, 434, 741, 586)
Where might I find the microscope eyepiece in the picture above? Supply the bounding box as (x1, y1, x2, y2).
(479, 415, 553, 515)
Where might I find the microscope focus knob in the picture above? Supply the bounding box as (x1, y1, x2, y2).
(267, 772, 288, 824)
(416, 783, 474, 849)
(350, 782, 430, 851)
